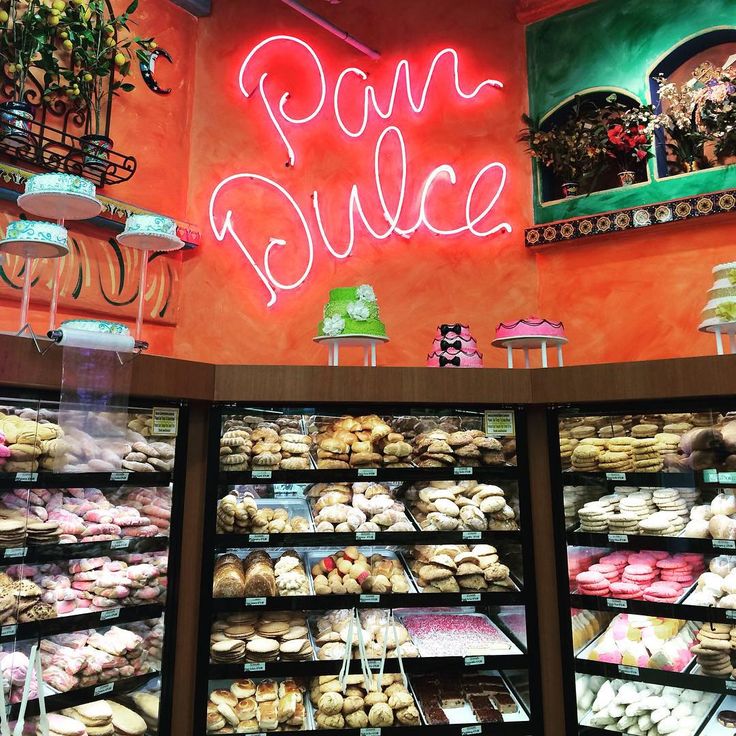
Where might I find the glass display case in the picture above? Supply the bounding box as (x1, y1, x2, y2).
(549, 399, 736, 736)
(0, 390, 187, 736)
(196, 403, 542, 736)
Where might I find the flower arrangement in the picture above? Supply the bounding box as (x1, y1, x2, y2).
(599, 95, 655, 178)
(653, 75, 710, 172)
(519, 96, 608, 193)
(694, 62, 736, 160)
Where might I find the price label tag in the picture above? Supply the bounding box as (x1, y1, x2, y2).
(357, 469, 378, 477)
(607, 534, 629, 544)
(461, 726, 482, 736)
(484, 411, 515, 437)
(714, 539, 736, 550)
(152, 407, 179, 437)
(367, 660, 381, 671)
(245, 597, 267, 607)
(94, 683, 115, 696)
(720, 472, 736, 484)
(3, 547, 26, 558)
(461, 593, 481, 603)
(464, 656, 484, 666)
(110, 472, 130, 482)
(463, 531, 482, 541)
(360, 594, 380, 604)
(454, 467, 473, 476)
(248, 534, 270, 543)
(244, 662, 266, 672)
(356, 532, 376, 541)
(703, 469, 719, 483)
(361, 729, 380, 736)
(274, 485, 302, 498)
(100, 608, 121, 621)
(618, 665, 639, 676)
(606, 598, 628, 610)
(14, 473, 37, 483)
(252, 470, 272, 480)
(727, 681, 736, 692)
(1, 625, 16, 637)
(110, 539, 130, 549)
(606, 472, 627, 481)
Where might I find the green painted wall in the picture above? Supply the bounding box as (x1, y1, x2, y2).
(525, 0, 736, 224)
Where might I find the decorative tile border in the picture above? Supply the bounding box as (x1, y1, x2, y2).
(524, 188, 736, 248)
(0, 163, 201, 249)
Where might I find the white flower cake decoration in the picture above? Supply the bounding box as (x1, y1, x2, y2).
(356, 284, 376, 302)
(322, 315, 346, 336)
(346, 300, 370, 321)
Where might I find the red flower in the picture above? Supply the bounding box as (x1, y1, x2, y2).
(607, 124, 625, 145)
(635, 149, 648, 160)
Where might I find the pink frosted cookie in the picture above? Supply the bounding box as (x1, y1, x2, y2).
(656, 558, 689, 570)
(589, 563, 620, 580)
(628, 553, 658, 565)
(609, 581, 642, 598)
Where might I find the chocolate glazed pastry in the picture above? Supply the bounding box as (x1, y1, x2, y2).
(718, 710, 736, 728)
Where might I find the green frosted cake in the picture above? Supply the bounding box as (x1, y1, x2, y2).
(317, 285, 387, 337)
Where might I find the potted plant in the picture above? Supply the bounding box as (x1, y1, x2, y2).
(599, 95, 655, 186)
(48, 0, 155, 173)
(654, 76, 710, 173)
(520, 97, 607, 198)
(0, 0, 56, 144)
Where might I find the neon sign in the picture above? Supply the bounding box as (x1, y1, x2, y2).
(210, 35, 511, 307)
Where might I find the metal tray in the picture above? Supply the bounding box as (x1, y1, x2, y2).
(216, 548, 315, 598)
(215, 495, 314, 535)
(400, 550, 521, 594)
(575, 617, 700, 673)
(411, 669, 530, 725)
(207, 677, 315, 731)
(397, 611, 524, 657)
(305, 547, 418, 595)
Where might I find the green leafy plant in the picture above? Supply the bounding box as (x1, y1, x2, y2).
(46, 0, 156, 135)
(519, 96, 608, 192)
(0, 0, 59, 104)
(694, 65, 736, 161)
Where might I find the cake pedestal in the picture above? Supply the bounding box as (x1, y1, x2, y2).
(699, 322, 736, 355)
(17, 185, 102, 331)
(0, 237, 68, 334)
(313, 335, 389, 366)
(491, 335, 567, 368)
(117, 228, 184, 340)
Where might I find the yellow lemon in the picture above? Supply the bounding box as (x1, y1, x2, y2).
(0, 10, 8, 22)
(62, 39, 72, 50)
(83, 72, 92, 82)
(47, 15, 60, 25)
(114, 52, 125, 67)
(52, 0, 65, 9)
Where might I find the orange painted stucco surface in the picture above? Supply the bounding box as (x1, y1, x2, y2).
(0, 0, 731, 368)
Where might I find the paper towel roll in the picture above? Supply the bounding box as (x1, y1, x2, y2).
(51, 328, 136, 352)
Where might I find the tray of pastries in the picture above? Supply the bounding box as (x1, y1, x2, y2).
(213, 550, 312, 599)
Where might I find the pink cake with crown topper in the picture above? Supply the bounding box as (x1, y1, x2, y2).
(495, 317, 565, 340)
(427, 323, 483, 367)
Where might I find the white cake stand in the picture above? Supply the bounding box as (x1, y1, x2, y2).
(0, 234, 68, 334)
(313, 335, 389, 366)
(117, 229, 184, 340)
(17, 186, 102, 332)
(699, 322, 736, 355)
(491, 334, 568, 368)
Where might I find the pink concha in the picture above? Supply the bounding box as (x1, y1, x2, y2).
(495, 316, 565, 340)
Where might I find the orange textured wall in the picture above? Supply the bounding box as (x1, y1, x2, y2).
(175, 0, 538, 366)
(536, 213, 736, 364)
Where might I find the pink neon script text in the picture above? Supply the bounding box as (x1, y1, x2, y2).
(210, 34, 511, 307)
